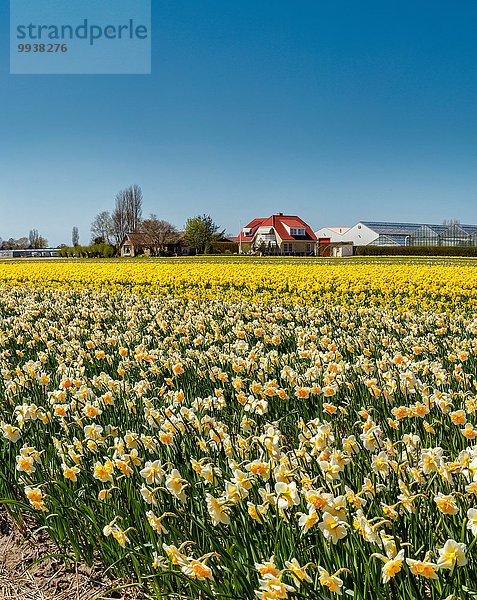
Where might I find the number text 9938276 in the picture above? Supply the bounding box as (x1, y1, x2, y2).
(18, 44, 68, 53)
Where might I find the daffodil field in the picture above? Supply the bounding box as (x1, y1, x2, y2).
(1, 258, 477, 599)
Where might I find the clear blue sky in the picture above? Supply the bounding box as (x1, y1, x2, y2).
(2, 1, 477, 245)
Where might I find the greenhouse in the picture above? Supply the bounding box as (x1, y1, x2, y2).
(343, 221, 477, 247)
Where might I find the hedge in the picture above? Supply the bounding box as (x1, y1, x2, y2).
(357, 245, 477, 257)
(209, 241, 239, 254)
(58, 244, 116, 258)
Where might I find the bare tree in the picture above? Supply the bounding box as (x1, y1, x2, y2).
(1, 238, 16, 250)
(72, 226, 79, 247)
(28, 229, 48, 248)
(141, 214, 177, 254)
(90, 211, 113, 244)
(29, 229, 39, 247)
(112, 192, 128, 246)
(126, 184, 143, 232)
(1, 237, 28, 250)
(111, 185, 143, 246)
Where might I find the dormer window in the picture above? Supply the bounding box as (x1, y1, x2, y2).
(290, 227, 305, 236)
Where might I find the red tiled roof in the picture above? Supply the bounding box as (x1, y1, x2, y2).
(236, 217, 266, 242)
(236, 214, 317, 242)
(281, 218, 304, 228)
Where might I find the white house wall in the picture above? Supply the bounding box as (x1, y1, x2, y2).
(341, 223, 379, 246)
(315, 227, 346, 243)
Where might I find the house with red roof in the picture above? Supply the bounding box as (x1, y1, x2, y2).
(236, 213, 318, 255)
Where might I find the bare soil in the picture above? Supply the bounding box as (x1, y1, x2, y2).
(0, 509, 148, 600)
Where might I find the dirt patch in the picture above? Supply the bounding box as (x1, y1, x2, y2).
(0, 509, 148, 600)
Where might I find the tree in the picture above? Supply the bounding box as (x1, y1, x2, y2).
(29, 229, 48, 248)
(1, 238, 16, 250)
(29, 229, 40, 247)
(111, 195, 128, 247)
(141, 214, 177, 254)
(72, 226, 79, 247)
(442, 219, 461, 226)
(183, 214, 224, 254)
(90, 211, 113, 244)
(111, 184, 143, 246)
(126, 184, 143, 232)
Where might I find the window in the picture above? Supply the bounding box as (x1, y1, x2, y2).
(306, 243, 311, 252)
(283, 243, 293, 253)
(124, 245, 131, 255)
(290, 227, 305, 235)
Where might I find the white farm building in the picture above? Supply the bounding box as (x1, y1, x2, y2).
(315, 221, 477, 249)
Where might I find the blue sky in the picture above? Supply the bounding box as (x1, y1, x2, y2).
(1, 1, 477, 245)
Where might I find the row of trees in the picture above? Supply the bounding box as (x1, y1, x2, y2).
(0, 229, 48, 250)
(58, 242, 115, 258)
(1, 185, 228, 256)
(89, 185, 226, 255)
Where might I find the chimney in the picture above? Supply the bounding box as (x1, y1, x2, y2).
(276, 212, 283, 216)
